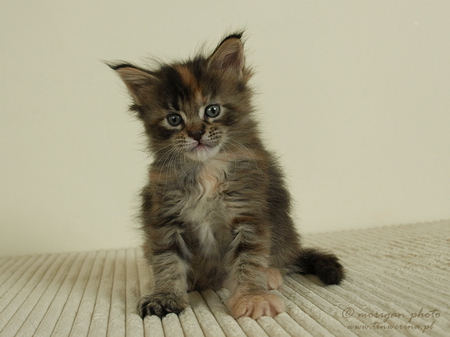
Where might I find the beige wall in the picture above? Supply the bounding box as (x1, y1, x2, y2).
(1, 1, 449, 256)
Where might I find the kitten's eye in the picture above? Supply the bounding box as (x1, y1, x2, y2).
(205, 104, 221, 118)
(167, 113, 182, 126)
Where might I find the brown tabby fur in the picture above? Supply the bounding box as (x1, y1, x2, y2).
(110, 33, 344, 320)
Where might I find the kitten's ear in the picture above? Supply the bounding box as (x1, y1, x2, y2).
(208, 33, 245, 77)
(109, 63, 157, 105)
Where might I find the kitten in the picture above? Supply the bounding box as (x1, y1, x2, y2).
(110, 33, 344, 320)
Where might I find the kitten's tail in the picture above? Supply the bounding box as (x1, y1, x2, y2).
(294, 248, 345, 285)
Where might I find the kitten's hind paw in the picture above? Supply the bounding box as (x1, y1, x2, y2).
(228, 292, 285, 319)
(138, 293, 188, 318)
(297, 249, 345, 285)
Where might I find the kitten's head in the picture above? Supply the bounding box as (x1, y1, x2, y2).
(111, 33, 257, 162)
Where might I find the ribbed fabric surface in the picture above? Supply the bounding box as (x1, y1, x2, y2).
(0, 220, 449, 336)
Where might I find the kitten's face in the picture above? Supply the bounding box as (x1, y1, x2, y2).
(163, 101, 226, 162)
(112, 34, 255, 162)
(143, 65, 234, 162)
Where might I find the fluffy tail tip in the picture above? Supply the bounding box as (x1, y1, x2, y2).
(296, 248, 345, 285)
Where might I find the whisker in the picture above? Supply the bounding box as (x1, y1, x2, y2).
(226, 139, 262, 173)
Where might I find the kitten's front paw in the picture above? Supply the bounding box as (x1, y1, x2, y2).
(228, 292, 285, 319)
(138, 293, 188, 318)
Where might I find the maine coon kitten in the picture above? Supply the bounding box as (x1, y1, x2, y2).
(110, 33, 344, 319)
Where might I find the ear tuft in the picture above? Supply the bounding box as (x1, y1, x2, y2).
(208, 33, 245, 76)
(109, 63, 156, 105)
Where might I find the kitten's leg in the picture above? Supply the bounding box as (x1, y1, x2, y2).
(225, 222, 285, 319)
(138, 228, 190, 318)
(296, 248, 344, 285)
(267, 268, 283, 290)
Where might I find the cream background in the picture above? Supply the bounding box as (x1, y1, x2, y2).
(1, 1, 449, 256)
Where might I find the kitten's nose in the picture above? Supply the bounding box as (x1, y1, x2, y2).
(188, 129, 205, 142)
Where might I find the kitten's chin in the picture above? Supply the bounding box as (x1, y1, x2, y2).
(185, 144, 221, 162)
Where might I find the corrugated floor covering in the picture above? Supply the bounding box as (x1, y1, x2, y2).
(1, 220, 449, 336)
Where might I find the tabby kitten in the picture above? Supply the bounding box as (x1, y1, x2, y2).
(111, 33, 344, 320)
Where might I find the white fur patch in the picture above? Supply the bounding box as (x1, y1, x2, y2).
(197, 158, 228, 197)
(177, 158, 231, 255)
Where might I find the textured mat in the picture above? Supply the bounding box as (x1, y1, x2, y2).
(0, 220, 449, 336)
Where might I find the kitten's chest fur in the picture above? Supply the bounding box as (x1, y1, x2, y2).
(171, 158, 235, 256)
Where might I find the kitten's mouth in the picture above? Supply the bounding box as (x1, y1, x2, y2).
(194, 142, 211, 151)
(191, 139, 214, 151)
(187, 140, 220, 161)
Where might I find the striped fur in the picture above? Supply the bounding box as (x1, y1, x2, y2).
(111, 33, 344, 319)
